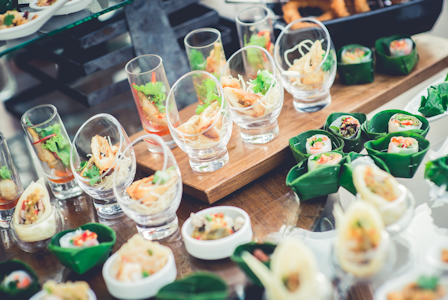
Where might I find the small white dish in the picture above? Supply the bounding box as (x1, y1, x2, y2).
(181, 206, 253, 260)
(102, 251, 177, 300)
(0, 0, 69, 40)
(403, 74, 448, 123)
(29, 0, 93, 16)
(426, 238, 448, 271)
(30, 288, 97, 300)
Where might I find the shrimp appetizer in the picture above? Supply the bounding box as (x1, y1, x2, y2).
(0, 166, 18, 205)
(41, 281, 91, 300)
(0, 10, 37, 29)
(190, 212, 245, 241)
(307, 152, 342, 171)
(59, 229, 99, 249)
(387, 136, 419, 154)
(305, 134, 332, 155)
(2, 270, 33, 290)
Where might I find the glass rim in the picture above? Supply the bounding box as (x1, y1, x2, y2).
(274, 17, 332, 79)
(166, 70, 225, 137)
(236, 5, 271, 26)
(0, 131, 4, 146)
(184, 27, 222, 50)
(70, 113, 126, 183)
(125, 54, 163, 76)
(21, 104, 58, 128)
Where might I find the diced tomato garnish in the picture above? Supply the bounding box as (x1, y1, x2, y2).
(151, 72, 156, 83)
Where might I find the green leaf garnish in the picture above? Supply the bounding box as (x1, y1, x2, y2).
(3, 14, 14, 26)
(330, 126, 340, 134)
(142, 271, 150, 278)
(148, 249, 153, 256)
(0, 166, 12, 180)
(321, 50, 334, 72)
(195, 78, 221, 115)
(75, 161, 88, 172)
(35, 124, 71, 167)
(205, 215, 213, 221)
(250, 70, 275, 95)
(189, 49, 206, 71)
(417, 276, 439, 290)
(82, 164, 101, 185)
(133, 82, 167, 113)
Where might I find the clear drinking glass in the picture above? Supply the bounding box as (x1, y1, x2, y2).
(125, 54, 175, 153)
(0, 132, 24, 229)
(70, 113, 136, 219)
(113, 134, 182, 240)
(221, 45, 284, 144)
(166, 71, 232, 172)
(274, 18, 337, 113)
(21, 105, 83, 200)
(236, 6, 275, 57)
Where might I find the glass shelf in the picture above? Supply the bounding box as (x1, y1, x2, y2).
(0, 0, 133, 57)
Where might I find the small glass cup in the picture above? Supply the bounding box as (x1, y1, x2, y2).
(125, 54, 175, 153)
(0, 132, 24, 229)
(274, 18, 337, 113)
(379, 185, 415, 236)
(166, 71, 232, 172)
(221, 45, 284, 144)
(70, 113, 136, 219)
(113, 134, 182, 241)
(21, 104, 83, 200)
(236, 6, 275, 56)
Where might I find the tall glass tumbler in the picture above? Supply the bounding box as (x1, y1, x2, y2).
(113, 134, 182, 241)
(125, 55, 175, 153)
(21, 105, 82, 200)
(0, 132, 24, 228)
(166, 71, 232, 172)
(236, 6, 275, 57)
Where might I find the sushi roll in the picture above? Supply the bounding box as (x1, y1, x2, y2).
(341, 46, 372, 64)
(389, 38, 413, 57)
(387, 136, 419, 154)
(388, 113, 422, 133)
(305, 134, 332, 155)
(59, 229, 99, 249)
(329, 115, 360, 140)
(2, 270, 32, 290)
(307, 152, 343, 172)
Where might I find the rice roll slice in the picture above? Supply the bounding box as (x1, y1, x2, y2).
(329, 115, 360, 140)
(388, 113, 422, 133)
(387, 136, 418, 154)
(341, 46, 372, 64)
(2, 270, 33, 290)
(307, 152, 342, 172)
(59, 229, 99, 249)
(305, 134, 332, 155)
(389, 38, 413, 57)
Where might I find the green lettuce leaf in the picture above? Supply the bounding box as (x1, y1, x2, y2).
(321, 50, 335, 72)
(250, 70, 275, 95)
(36, 124, 71, 167)
(425, 156, 448, 191)
(0, 166, 12, 180)
(82, 165, 101, 185)
(418, 85, 448, 117)
(133, 82, 167, 113)
(196, 78, 221, 114)
(189, 49, 206, 71)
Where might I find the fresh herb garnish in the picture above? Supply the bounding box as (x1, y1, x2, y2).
(250, 70, 275, 95)
(195, 78, 221, 115)
(7, 280, 18, 291)
(321, 50, 335, 72)
(3, 14, 14, 26)
(417, 276, 439, 290)
(330, 126, 340, 134)
(82, 164, 101, 185)
(133, 82, 167, 113)
(75, 161, 87, 172)
(309, 137, 323, 147)
(205, 215, 213, 221)
(152, 166, 175, 184)
(147, 249, 153, 256)
(34, 124, 71, 167)
(247, 34, 267, 48)
(0, 166, 12, 180)
(142, 270, 150, 278)
(189, 49, 206, 71)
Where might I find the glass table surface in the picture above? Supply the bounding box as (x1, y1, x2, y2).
(0, 0, 133, 57)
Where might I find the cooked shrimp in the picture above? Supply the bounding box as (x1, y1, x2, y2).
(27, 128, 60, 169)
(91, 135, 118, 172)
(223, 87, 265, 118)
(221, 77, 241, 89)
(0, 179, 17, 201)
(205, 43, 226, 74)
(176, 115, 200, 135)
(198, 101, 220, 132)
(127, 169, 177, 205)
(137, 91, 167, 127)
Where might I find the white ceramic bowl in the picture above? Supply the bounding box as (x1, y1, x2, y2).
(102, 251, 177, 300)
(181, 206, 253, 260)
(30, 288, 96, 300)
(29, 0, 93, 16)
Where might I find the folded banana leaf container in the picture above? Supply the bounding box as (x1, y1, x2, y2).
(375, 35, 419, 75)
(337, 45, 375, 85)
(289, 130, 344, 164)
(156, 272, 228, 300)
(0, 0, 17, 14)
(364, 132, 430, 178)
(339, 152, 391, 195)
(0, 260, 40, 300)
(418, 80, 448, 117)
(231, 242, 277, 287)
(362, 109, 430, 140)
(47, 223, 116, 274)
(324, 112, 367, 152)
(425, 156, 448, 191)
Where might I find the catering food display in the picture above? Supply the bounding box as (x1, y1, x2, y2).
(305, 134, 332, 155)
(324, 112, 367, 152)
(307, 152, 343, 171)
(337, 44, 374, 85)
(0, 10, 37, 29)
(34, 280, 93, 300)
(387, 136, 419, 154)
(190, 212, 245, 240)
(375, 35, 419, 75)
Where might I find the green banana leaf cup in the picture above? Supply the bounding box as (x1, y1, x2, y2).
(231, 242, 276, 287)
(375, 35, 419, 75)
(48, 223, 116, 274)
(324, 112, 367, 153)
(289, 129, 344, 164)
(337, 44, 374, 85)
(362, 109, 430, 140)
(0, 260, 40, 300)
(425, 156, 448, 191)
(364, 132, 430, 178)
(339, 152, 391, 195)
(156, 272, 228, 300)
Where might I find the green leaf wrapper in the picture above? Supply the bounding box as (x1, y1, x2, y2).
(0, 260, 40, 300)
(47, 223, 116, 274)
(231, 242, 276, 286)
(418, 82, 448, 117)
(364, 132, 430, 178)
(324, 112, 367, 152)
(337, 44, 374, 85)
(156, 272, 228, 300)
(425, 156, 448, 191)
(362, 109, 430, 140)
(339, 152, 391, 195)
(289, 129, 345, 164)
(375, 35, 419, 76)
(0, 1, 17, 14)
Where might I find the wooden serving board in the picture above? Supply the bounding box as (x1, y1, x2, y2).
(131, 34, 448, 204)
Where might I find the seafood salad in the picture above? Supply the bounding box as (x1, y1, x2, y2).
(0, 11, 37, 29)
(42, 280, 90, 300)
(305, 134, 332, 155)
(341, 46, 372, 64)
(307, 152, 342, 171)
(330, 115, 360, 139)
(389, 38, 413, 57)
(59, 229, 99, 249)
(388, 113, 422, 133)
(388, 136, 419, 154)
(190, 212, 245, 240)
(189, 42, 226, 78)
(0, 166, 18, 204)
(2, 270, 32, 291)
(387, 276, 446, 300)
(110, 234, 171, 282)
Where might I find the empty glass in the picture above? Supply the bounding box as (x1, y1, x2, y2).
(166, 71, 232, 172)
(113, 134, 182, 240)
(221, 45, 284, 144)
(0, 132, 24, 228)
(21, 105, 82, 200)
(125, 54, 175, 153)
(70, 114, 136, 219)
(274, 18, 337, 113)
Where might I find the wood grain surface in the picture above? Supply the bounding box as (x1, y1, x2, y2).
(132, 33, 448, 204)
